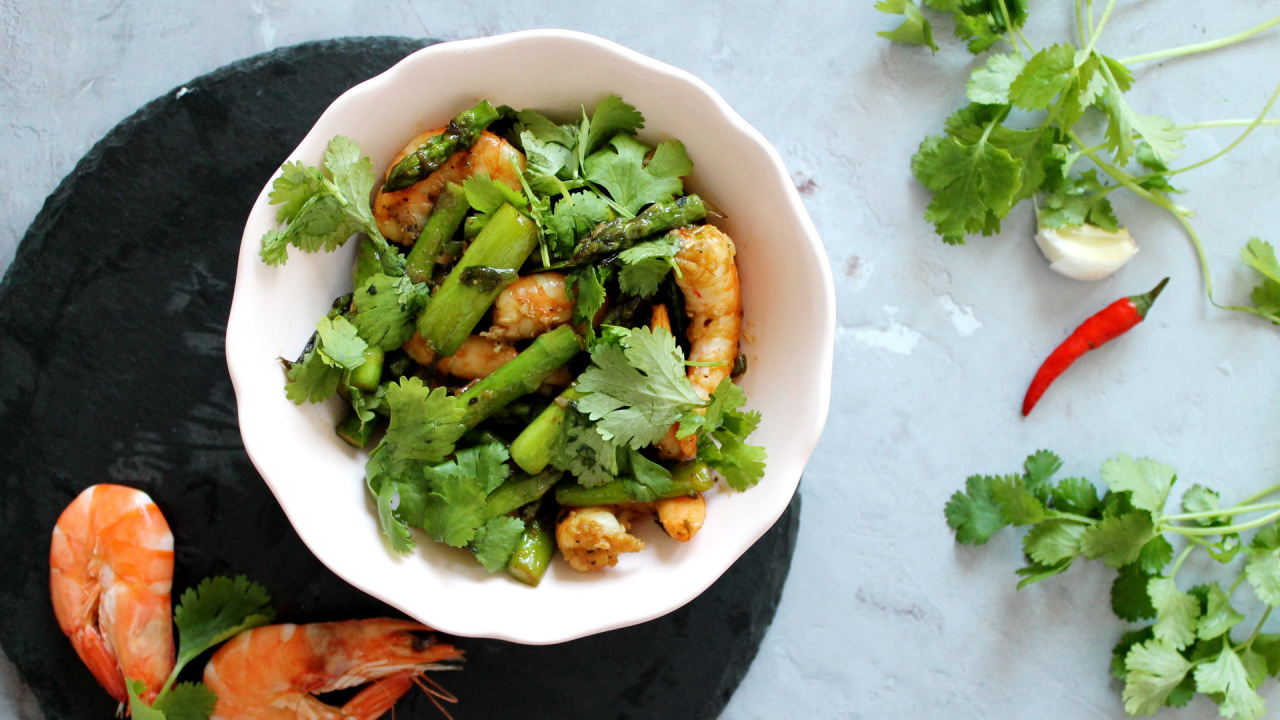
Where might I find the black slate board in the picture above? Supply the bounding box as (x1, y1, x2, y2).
(0, 37, 799, 719)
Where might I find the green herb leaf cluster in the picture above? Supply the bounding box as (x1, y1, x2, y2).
(947, 450, 1280, 718)
(877, 2, 1280, 313)
(126, 576, 275, 720)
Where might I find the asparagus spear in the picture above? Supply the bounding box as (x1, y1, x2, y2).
(344, 346, 384, 392)
(484, 470, 563, 519)
(555, 460, 714, 506)
(382, 100, 501, 192)
(405, 181, 468, 283)
(510, 386, 581, 474)
(456, 324, 583, 428)
(415, 203, 540, 359)
(336, 411, 378, 448)
(506, 518, 554, 587)
(568, 194, 706, 265)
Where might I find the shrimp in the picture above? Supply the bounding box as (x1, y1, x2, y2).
(555, 506, 646, 572)
(485, 272, 574, 341)
(49, 484, 175, 704)
(203, 619, 462, 720)
(656, 224, 743, 461)
(434, 335, 518, 380)
(374, 130, 526, 245)
(653, 494, 706, 542)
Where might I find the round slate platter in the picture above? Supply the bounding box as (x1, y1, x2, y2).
(0, 37, 799, 719)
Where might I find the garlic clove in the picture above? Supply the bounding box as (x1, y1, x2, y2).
(1035, 222, 1139, 281)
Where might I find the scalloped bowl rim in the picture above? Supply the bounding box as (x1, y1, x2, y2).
(226, 29, 835, 644)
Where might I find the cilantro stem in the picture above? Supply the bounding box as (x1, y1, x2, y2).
(1244, 607, 1274, 649)
(1167, 80, 1280, 178)
(1167, 508, 1280, 537)
(1170, 544, 1196, 577)
(1073, 137, 1215, 299)
(1240, 482, 1280, 506)
(1120, 15, 1280, 66)
(1083, 0, 1117, 56)
(1165, 499, 1280, 523)
(1075, 0, 1088, 45)
(1177, 119, 1280, 131)
(1050, 510, 1098, 525)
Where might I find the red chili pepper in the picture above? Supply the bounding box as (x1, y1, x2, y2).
(1021, 277, 1169, 416)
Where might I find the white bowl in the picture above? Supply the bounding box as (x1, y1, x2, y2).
(226, 29, 834, 644)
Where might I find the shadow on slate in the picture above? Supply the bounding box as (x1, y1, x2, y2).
(0, 37, 800, 720)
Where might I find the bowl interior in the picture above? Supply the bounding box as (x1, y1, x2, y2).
(227, 29, 834, 644)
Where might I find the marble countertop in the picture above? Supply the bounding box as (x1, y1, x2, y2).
(3, 1, 1279, 718)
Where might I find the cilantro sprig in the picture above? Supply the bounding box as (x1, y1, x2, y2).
(948, 450, 1280, 719)
(877, 2, 1280, 313)
(259, 136, 405, 276)
(126, 576, 274, 720)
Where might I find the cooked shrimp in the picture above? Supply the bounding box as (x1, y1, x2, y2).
(485, 272, 574, 341)
(434, 335, 518, 380)
(657, 224, 743, 461)
(49, 484, 175, 704)
(203, 619, 462, 720)
(653, 494, 706, 542)
(556, 506, 646, 572)
(374, 130, 526, 245)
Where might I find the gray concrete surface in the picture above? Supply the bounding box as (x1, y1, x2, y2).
(4, 1, 1280, 718)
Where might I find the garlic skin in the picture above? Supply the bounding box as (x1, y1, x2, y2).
(1035, 222, 1139, 281)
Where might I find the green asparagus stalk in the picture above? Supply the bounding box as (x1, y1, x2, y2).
(382, 100, 501, 192)
(510, 386, 581, 474)
(555, 461, 714, 506)
(484, 470, 563, 519)
(456, 325, 583, 428)
(506, 518, 554, 587)
(415, 203, 540, 359)
(568, 194, 706, 265)
(345, 346, 384, 392)
(405, 181, 468, 283)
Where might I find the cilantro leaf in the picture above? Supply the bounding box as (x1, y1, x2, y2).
(365, 378, 466, 481)
(1196, 582, 1246, 641)
(1080, 511, 1156, 568)
(548, 191, 612, 256)
(1040, 170, 1121, 232)
(1241, 238, 1280, 324)
(911, 131, 1022, 244)
(585, 135, 691, 215)
(966, 52, 1025, 104)
(623, 447, 674, 502)
(1123, 639, 1193, 716)
(945, 474, 1009, 545)
(126, 680, 168, 720)
(618, 258, 672, 297)
(1245, 546, 1280, 606)
(1014, 559, 1072, 589)
(283, 345, 342, 404)
(575, 326, 705, 449)
(875, 0, 938, 52)
(1051, 476, 1101, 517)
(1137, 535, 1174, 575)
(173, 575, 274, 669)
(315, 316, 368, 370)
(352, 273, 424, 351)
(990, 475, 1045, 525)
(419, 467, 489, 548)
(1148, 577, 1200, 650)
(1194, 647, 1268, 720)
(1112, 564, 1157, 621)
(551, 406, 622, 487)
(1022, 519, 1086, 565)
(1181, 484, 1228, 527)
(700, 424, 768, 492)
(1022, 449, 1061, 501)
(583, 95, 645, 157)
(471, 516, 526, 571)
(260, 136, 389, 266)
(151, 683, 218, 720)
(1008, 44, 1076, 111)
(1100, 454, 1175, 515)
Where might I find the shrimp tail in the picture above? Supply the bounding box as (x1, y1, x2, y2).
(71, 628, 130, 704)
